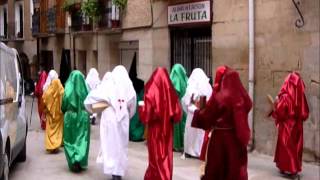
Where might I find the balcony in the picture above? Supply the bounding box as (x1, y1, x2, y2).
(32, 6, 66, 37)
(69, 3, 93, 32)
(67, 0, 121, 32)
(31, 0, 122, 36)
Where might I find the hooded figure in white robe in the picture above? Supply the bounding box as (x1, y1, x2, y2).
(181, 68, 212, 158)
(86, 68, 100, 91)
(43, 70, 58, 92)
(84, 66, 136, 179)
(85, 68, 101, 124)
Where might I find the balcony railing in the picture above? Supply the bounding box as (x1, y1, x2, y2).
(47, 7, 56, 33)
(71, 15, 93, 31)
(32, 11, 40, 36)
(32, 6, 66, 36)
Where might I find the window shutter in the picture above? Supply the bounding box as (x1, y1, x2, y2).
(111, 2, 119, 21)
(15, 2, 20, 36)
(0, 6, 4, 36)
(30, 0, 34, 29)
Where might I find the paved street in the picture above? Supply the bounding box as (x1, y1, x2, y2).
(8, 96, 320, 180)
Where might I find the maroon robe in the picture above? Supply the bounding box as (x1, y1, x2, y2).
(192, 66, 252, 180)
(199, 66, 227, 161)
(271, 72, 309, 174)
(139, 68, 182, 180)
(34, 71, 48, 130)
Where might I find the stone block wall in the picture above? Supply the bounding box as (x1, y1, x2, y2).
(212, 0, 320, 162)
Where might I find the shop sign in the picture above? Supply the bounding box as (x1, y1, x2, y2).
(168, 0, 211, 25)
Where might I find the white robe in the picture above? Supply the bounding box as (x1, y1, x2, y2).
(86, 68, 100, 91)
(86, 68, 101, 118)
(84, 66, 136, 176)
(182, 68, 212, 157)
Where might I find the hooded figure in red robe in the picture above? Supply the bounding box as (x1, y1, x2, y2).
(139, 67, 182, 180)
(271, 72, 309, 175)
(34, 71, 48, 130)
(192, 66, 252, 180)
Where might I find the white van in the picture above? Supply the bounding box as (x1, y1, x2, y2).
(0, 43, 27, 180)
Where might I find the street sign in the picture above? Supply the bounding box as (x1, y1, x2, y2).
(168, 0, 211, 26)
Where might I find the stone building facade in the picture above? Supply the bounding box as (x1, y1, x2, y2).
(1, 0, 319, 162)
(0, 0, 37, 79)
(210, 0, 319, 162)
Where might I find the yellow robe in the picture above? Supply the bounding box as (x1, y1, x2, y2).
(42, 79, 64, 151)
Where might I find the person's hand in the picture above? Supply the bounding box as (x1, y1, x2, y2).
(188, 104, 198, 113)
(190, 94, 195, 104)
(195, 100, 200, 109)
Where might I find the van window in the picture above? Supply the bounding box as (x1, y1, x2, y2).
(0, 47, 7, 99)
(0, 47, 18, 101)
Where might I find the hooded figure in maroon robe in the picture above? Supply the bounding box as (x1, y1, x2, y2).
(191, 66, 252, 180)
(139, 67, 182, 180)
(199, 66, 227, 161)
(34, 71, 48, 130)
(271, 72, 309, 175)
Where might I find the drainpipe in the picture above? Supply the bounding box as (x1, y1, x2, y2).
(248, 0, 255, 151)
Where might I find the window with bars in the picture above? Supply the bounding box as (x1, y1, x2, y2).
(170, 27, 212, 77)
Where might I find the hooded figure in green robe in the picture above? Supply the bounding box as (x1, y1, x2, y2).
(170, 64, 188, 151)
(62, 70, 90, 172)
(129, 53, 145, 141)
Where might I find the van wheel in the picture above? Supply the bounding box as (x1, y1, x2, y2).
(1, 152, 9, 180)
(16, 139, 26, 162)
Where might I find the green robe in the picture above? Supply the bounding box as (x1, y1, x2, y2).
(62, 70, 90, 171)
(170, 64, 188, 151)
(129, 90, 145, 141)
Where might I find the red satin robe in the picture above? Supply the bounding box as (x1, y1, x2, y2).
(272, 72, 309, 174)
(192, 66, 252, 180)
(139, 68, 182, 180)
(35, 71, 48, 130)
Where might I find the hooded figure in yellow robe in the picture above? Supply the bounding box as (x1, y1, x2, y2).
(42, 79, 64, 152)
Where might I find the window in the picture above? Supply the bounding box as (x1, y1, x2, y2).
(0, 5, 8, 39)
(171, 27, 212, 77)
(15, 1, 24, 38)
(0, 44, 18, 101)
(100, 0, 120, 28)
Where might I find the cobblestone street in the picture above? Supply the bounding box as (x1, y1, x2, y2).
(6, 97, 319, 180)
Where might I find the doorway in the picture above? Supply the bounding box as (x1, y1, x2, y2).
(77, 50, 87, 75)
(40, 50, 54, 72)
(119, 41, 139, 72)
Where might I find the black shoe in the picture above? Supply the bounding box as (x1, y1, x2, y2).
(280, 171, 299, 180)
(91, 117, 96, 125)
(112, 175, 122, 180)
(72, 162, 82, 172)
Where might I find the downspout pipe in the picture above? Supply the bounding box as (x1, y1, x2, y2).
(248, 0, 255, 151)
